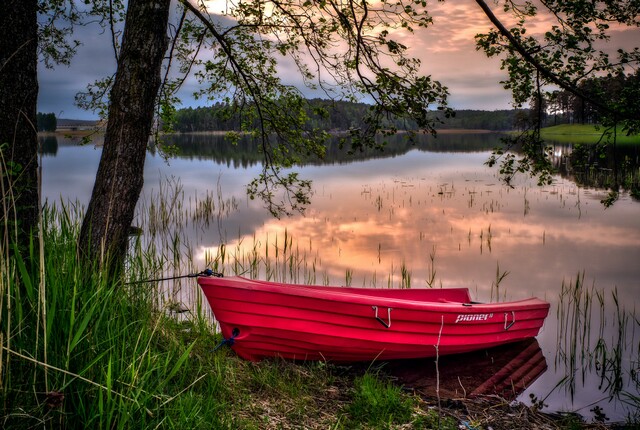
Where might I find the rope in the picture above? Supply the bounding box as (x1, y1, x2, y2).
(125, 268, 222, 284)
(212, 333, 237, 352)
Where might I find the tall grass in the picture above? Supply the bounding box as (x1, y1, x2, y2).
(5, 172, 638, 427)
(1, 188, 450, 429)
(0, 204, 239, 428)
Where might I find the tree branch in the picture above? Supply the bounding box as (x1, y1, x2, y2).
(475, 0, 620, 119)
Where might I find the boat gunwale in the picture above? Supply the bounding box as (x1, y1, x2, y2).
(198, 276, 550, 313)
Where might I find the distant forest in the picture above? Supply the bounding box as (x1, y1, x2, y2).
(37, 112, 57, 131)
(43, 73, 637, 133)
(172, 100, 524, 133)
(171, 73, 639, 133)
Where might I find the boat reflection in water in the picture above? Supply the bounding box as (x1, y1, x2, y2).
(382, 338, 547, 401)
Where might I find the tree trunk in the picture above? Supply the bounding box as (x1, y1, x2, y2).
(78, 0, 171, 270)
(0, 0, 39, 252)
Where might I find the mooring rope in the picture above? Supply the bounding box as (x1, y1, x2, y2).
(125, 268, 222, 284)
(125, 268, 235, 353)
(213, 328, 240, 352)
(212, 335, 236, 352)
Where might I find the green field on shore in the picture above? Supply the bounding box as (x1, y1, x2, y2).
(541, 124, 640, 144)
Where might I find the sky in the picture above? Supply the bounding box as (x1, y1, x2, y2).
(37, 1, 640, 120)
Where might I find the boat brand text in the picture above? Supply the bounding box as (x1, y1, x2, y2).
(455, 313, 494, 323)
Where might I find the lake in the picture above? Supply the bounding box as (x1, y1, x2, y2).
(40, 132, 640, 423)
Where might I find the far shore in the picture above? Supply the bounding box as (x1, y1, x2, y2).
(41, 128, 499, 137)
(40, 124, 639, 144)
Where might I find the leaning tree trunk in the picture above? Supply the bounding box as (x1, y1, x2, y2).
(78, 0, 171, 271)
(0, 0, 39, 253)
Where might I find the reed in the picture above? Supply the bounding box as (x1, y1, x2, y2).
(425, 245, 437, 288)
(400, 261, 411, 289)
(554, 273, 639, 416)
(345, 268, 353, 286)
(1, 206, 228, 428)
(7, 172, 636, 428)
(2, 200, 464, 428)
(490, 262, 509, 303)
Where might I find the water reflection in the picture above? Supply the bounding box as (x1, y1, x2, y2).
(547, 140, 640, 201)
(39, 132, 640, 423)
(382, 339, 547, 401)
(39, 135, 59, 156)
(160, 131, 506, 166)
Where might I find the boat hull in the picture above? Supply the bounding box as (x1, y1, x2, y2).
(197, 276, 550, 362)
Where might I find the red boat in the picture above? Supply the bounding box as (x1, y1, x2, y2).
(197, 275, 550, 362)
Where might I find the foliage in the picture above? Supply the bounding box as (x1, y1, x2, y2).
(475, 0, 640, 196)
(37, 112, 57, 131)
(37, 0, 126, 68)
(486, 129, 555, 186)
(173, 102, 522, 133)
(69, 0, 457, 218)
(546, 73, 640, 130)
(150, 0, 454, 217)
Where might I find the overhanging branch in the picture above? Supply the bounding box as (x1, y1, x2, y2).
(475, 0, 623, 120)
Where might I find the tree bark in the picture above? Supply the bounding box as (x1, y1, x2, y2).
(0, 0, 39, 252)
(78, 0, 171, 269)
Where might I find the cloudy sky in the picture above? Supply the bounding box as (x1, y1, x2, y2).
(37, 1, 640, 120)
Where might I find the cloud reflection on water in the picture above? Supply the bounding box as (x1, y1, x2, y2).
(41, 133, 640, 421)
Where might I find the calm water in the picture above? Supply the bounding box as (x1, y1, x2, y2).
(40, 132, 640, 422)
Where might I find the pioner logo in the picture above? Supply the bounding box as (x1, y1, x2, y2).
(455, 313, 494, 323)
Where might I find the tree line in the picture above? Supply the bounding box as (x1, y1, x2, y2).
(3, 0, 639, 277)
(36, 112, 57, 131)
(40, 69, 640, 136)
(542, 72, 640, 127)
(173, 101, 523, 132)
(2, 0, 639, 426)
(171, 69, 640, 133)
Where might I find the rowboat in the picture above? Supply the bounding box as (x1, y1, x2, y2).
(197, 275, 550, 362)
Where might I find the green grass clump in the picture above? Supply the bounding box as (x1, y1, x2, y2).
(348, 373, 413, 427)
(345, 372, 456, 430)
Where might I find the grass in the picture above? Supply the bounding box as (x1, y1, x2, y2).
(1, 202, 464, 429)
(347, 373, 414, 427)
(540, 124, 640, 145)
(2, 182, 638, 428)
(2, 207, 228, 428)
